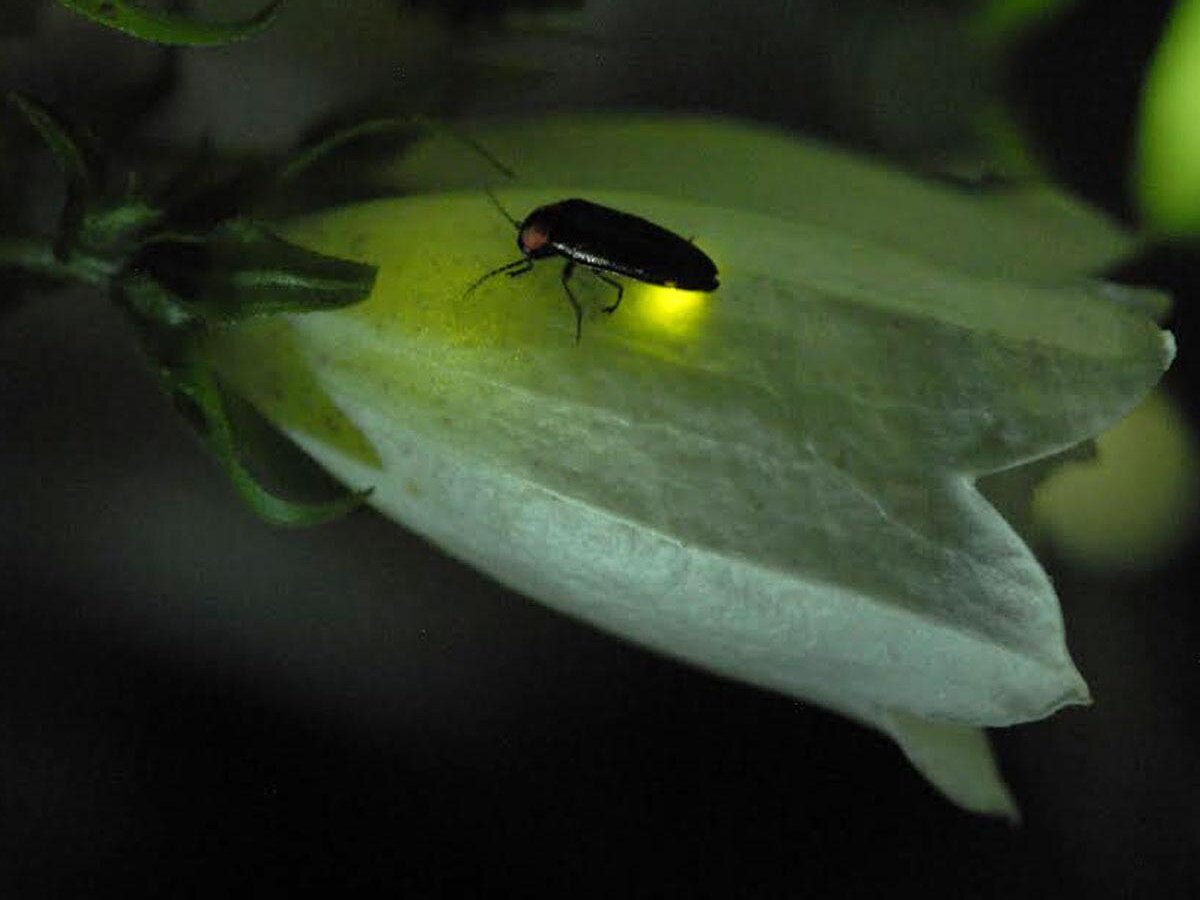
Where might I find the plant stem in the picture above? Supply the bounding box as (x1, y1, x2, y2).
(0, 235, 115, 287)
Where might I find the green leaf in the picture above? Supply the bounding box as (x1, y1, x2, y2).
(5, 93, 93, 188)
(134, 219, 377, 324)
(6, 92, 98, 259)
(969, 0, 1082, 46)
(209, 120, 1172, 814)
(58, 0, 284, 46)
(166, 349, 370, 526)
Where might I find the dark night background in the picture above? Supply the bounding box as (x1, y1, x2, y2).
(2, 1, 1198, 895)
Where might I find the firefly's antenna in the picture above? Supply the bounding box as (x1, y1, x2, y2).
(422, 116, 516, 180)
(411, 117, 522, 232)
(276, 112, 517, 185)
(483, 187, 521, 231)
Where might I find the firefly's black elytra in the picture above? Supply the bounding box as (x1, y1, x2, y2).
(466, 197, 720, 342)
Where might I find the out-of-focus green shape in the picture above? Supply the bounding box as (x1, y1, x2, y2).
(384, 114, 1133, 283)
(211, 118, 1172, 816)
(1137, 0, 1200, 236)
(969, 0, 1081, 45)
(57, 0, 283, 46)
(1033, 390, 1200, 570)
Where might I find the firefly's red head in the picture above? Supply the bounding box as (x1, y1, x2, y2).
(518, 219, 550, 256)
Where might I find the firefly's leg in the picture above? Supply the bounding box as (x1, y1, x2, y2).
(592, 272, 624, 314)
(464, 257, 532, 296)
(560, 260, 583, 343)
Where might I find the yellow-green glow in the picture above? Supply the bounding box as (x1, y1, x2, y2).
(1032, 390, 1200, 571)
(1137, 0, 1200, 235)
(271, 190, 723, 350)
(632, 283, 710, 336)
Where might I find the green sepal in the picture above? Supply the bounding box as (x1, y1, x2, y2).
(132, 219, 377, 325)
(57, 0, 284, 47)
(81, 200, 163, 255)
(164, 345, 371, 527)
(5, 92, 380, 525)
(6, 92, 102, 260)
(113, 269, 199, 329)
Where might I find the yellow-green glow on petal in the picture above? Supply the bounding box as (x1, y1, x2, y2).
(275, 189, 725, 351)
(209, 321, 383, 469)
(1033, 390, 1200, 571)
(1137, 0, 1200, 235)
